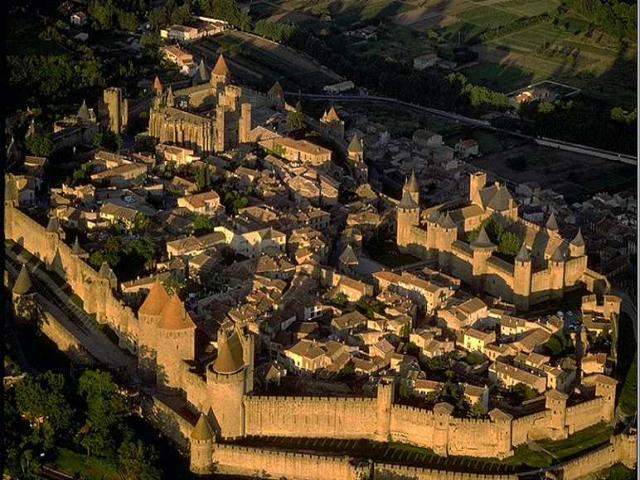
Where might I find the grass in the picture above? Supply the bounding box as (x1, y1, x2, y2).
(618, 355, 637, 416)
(617, 312, 637, 417)
(52, 448, 120, 480)
(539, 422, 613, 460)
(460, 62, 532, 92)
(595, 463, 637, 480)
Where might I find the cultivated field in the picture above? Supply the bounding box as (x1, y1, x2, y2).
(252, 0, 636, 106)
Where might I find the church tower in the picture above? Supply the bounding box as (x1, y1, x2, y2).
(397, 171, 420, 252)
(210, 54, 230, 94)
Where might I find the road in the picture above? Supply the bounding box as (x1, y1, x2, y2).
(288, 92, 637, 165)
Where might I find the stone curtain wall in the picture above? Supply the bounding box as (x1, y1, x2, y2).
(5, 205, 140, 352)
(565, 398, 606, 434)
(511, 411, 551, 445)
(244, 396, 378, 438)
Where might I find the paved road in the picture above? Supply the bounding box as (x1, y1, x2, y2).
(289, 92, 637, 165)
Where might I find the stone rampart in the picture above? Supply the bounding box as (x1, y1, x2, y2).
(244, 395, 377, 438)
(511, 411, 550, 445)
(374, 464, 518, 480)
(565, 398, 606, 434)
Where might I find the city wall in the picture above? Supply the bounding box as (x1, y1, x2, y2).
(5, 205, 140, 352)
(40, 307, 94, 365)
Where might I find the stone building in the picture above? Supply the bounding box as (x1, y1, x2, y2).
(396, 171, 609, 310)
(103, 87, 129, 134)
(148, 54, 283, 155)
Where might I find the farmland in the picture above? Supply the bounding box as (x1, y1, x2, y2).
(250, 0, 636, 107)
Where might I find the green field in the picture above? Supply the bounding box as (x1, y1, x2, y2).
(52, 449, 120, 480)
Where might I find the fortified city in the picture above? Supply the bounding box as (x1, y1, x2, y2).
(4, 1, 637, 479)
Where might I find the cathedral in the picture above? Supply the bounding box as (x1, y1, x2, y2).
(148, 54, 285, 154)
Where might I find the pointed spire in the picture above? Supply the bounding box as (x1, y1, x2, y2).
(348, 133, 363, 154)
(545, 212, 559, 231)
(439, 212, 456, 230)
(471, 225, 495, 249)
(13, 264, 33, 295)
(339, 244, 358, 265)
(99, 261, 115, 279)
(405, 169, 419, 193)
(551, 244, 566, 262)
(323, 106, 340, 122)
(515, 242, 531, 262)
(193, 59, 210, 85)
(399, 189, 418, 209)
(212, 54, 230, 77)
(213, 323, 245, 374)
(159, 294, 195, 330)
(269, 80, 284, 98)
(571, 228, 585, 247)
(139, 279, 171, 317)
(166, 85, 174, 107)
(71, 236, 83, 255)
(191, 414, 214, 441)
(77, 99, 91, 122)
(46, 216, 60, 233)
(153, 75, 163, 95)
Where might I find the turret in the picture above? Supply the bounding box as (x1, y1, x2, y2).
(267, 81, 285, 110)
(375, 376, 395, 441)
(593, 374, 617, 423)
(469, 171, 487, 206)
(569, 228, 585, 257)
(165, 85, 175, 108)
(545, 389, 568, 440)
(397, 173, 420, 251)
(437, 212, 457, 256)
(192, 59, 210, 86)
(137, 280, 171, 383)
(470, 225, 496, 290)
(549, 244, 566, 299)
(12, 264, 33, 300)
(211, 54, 230, 92)
(338, 244, 359, 276)
(348, 133, 364, 163)
(190, 414, 214, 474)
(488, 409, 513, 459)
(513, 243, 532, 311)
(207, 321, 247, 439)
(156, 294, 196, 390)
(153, 76, 163, 96)
(545, 212, 560, 237)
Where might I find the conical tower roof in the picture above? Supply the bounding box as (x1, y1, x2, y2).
(405, 170, 419, 193)
(153, 76, 163, 94)
(545, 212, 559, 231)
(99, 261, 115, 279)
(139, 280, 171, 317)
(348, 133, 363, 154)
(77, 100, 91, 122)
(439, 212, 456, 230)
(324, 106, 340, 122)
(13, 264, 33, 295)
(399, 189, 418, 209)
(191, 414, 214, 441)
(71, 237, 83, 255)
(212, 54, 230, 77)
(213, 325, 244, 374)
(193, 59, 210, 84)
(550, 244, 566, 262)
(269, 80, 284, 97)
(471, 225, 495, 249)
(46, 216, 60, 233)
(571, 228, 585, 247)
(515, 242, 531, 262)
(339, 244, 358, 265)
(159, 294, 195, 330)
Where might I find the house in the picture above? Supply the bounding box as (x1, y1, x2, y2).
(160, 45, 196, 74)
(413, 379, 444, 396)
(489, 360, 547, 393)
(463, 384, 489, 410)
(331, 311, 368, 336)
(156, 144, 201, 165)
(90, 163, 147, 187)
(160, 25, 200, 41)
(413, 53, 438, 70)
(99, 202, 140, 228)
(262, 137, 332, 166)
(412, 129, 443, 148)
(463, 328, 496, 354)
(177, 191, 221, 215)
(323, 81, 355, 94)
(70, 11, 87, 26)
(455, 139, 479, 159)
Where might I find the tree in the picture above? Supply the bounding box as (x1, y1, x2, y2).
(15, 372, 74, 449)
(77, 370, 127, 457)
(192, 215, 215, 235)
(332, 292, 349, 308)
(163, 276, 185, 296)
(26, 132, 54, 157)
(132, 213, 150, 233)
(511, 383, 538, 403)
(118, 436, 161, 480)
(94, 131, 123, 151)
(470, 401, 487, 417)
(200, 0, 251, 31)
(287, 103, 305, 133)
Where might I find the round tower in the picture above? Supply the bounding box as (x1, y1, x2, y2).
(375, 376, 395, 442)
(156, 295, 196, 391)
(469, 171, 487, 205)
(190, 414, 215, 474)
(569, 228, 585, 257)
(593, 374, 617, 423)
(470, 225, 496, 292)
(397, 173, 420, 251)
(549, 244, 566, 299)
(545, 389, 568, 440)
(137, 280, 171, 383)
(207, 322, 247, 439)
(211, 54, 230, 92)
(513, 243, 532, 311)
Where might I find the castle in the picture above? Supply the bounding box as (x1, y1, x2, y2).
(148, 54, 285, 154)
(396, 171, 610, 310)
